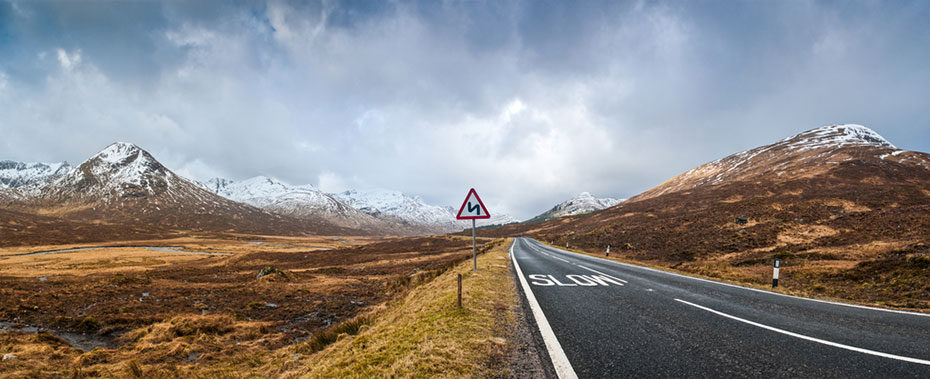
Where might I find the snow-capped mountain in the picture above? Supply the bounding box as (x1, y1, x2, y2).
(634, 124, 919, 201)
(0, 160, 72, 196)
(204, 176, 395, 231)
(17, 142, 353, 235)
(529, 192, 624, 222)
(335, 189, 453, 228)
(335, 189, 519, 232)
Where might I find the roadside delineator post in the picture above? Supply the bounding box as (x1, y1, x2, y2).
(606, 245, 610, 257)
(773, 258, 780, 288)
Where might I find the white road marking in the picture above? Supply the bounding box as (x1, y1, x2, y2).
(674, 298, 930, 366)
(566, 275, 598, 286)
(551, 255, 570, 263)
(581, 274, 625, 286)
(549, 275, 577, 287)
(529, 274, 555, 286)
(530, 240, 930, 318)
(576, 264, 629, 283)
(528, 274, 623, 287)
(511, 241, 578, 379)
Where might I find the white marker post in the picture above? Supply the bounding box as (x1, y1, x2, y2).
(455, 188, 491, 272)
(773, 259, 780, 288)
(606, 245, 610, 257)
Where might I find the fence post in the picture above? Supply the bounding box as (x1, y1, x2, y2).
(457, 274, 463, 308)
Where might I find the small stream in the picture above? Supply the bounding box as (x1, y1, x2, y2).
(9, 246, 233, 257)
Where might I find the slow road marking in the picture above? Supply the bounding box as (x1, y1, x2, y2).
(528, 274, 625, 287)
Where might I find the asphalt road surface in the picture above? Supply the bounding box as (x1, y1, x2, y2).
(510, 237, 930, 378)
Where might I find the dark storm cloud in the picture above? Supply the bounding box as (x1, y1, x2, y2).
(1, 0, 929, 219)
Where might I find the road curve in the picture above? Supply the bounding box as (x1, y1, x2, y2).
(510, 237, 930, 378)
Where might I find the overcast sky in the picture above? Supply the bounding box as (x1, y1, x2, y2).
(2, 1, 929, 219)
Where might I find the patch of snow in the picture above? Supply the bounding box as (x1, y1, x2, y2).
(0, 160, 72, 194)
(783, 124, 896, 151)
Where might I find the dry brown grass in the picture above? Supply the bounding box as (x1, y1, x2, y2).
(720, 195, 743, 203)
(821, 199, 871, 213)
(776, 224, 839, 245)
(271, 239, 515, 378)
(0, 234, 495, 377)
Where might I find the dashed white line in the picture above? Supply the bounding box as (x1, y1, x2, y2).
(511, 241, 578, 379)
(674, 298, 930, 366)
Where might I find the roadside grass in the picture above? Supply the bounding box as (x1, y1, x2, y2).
(537, 241, 930, 313)
(275, 238, 516, 378)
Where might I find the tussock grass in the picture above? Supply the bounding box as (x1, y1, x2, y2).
(295, 315, 372, 354)
(276, 238, 516, 378)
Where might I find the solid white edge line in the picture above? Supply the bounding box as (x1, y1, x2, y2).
(530, 240, 930, 318)
(511, 240, 579, 379)
(674, 298, 930, 366)
(576, 264, 629, 283)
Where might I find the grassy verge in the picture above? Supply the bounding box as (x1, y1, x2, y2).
(275, 238, 517, 378)
(539, 241, 930, 313)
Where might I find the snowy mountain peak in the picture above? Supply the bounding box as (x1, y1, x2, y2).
(635, 124, 906, 201)
(85, 142, 168, 181)
(783, 124, 895, 151)
(47, 142, 179, 199)
(0, 160, 72, 189)
(531, 192, 623, 221)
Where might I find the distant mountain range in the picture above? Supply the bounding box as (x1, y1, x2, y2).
(204, 179, 519, 234)
(2, 142, 348, 242)
(0, 142, 521, 241)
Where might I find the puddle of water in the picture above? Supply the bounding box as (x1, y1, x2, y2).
(247, 241, 333, 250)
(10, 246, 233, 257)
(0, 322, 119, 352)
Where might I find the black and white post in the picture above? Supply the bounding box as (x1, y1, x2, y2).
(773, 258, 780, 288)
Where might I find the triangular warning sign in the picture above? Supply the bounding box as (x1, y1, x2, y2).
(456, 188, 491, 220)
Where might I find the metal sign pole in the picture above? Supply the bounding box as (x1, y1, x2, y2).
(472, 218, 477, 271)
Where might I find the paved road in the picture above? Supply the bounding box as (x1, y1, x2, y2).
(510, 237, 930, 378)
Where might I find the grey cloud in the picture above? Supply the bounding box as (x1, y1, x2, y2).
(1, 0, 929, 219)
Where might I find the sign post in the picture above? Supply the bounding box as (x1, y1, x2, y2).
(456, 188, 490, 271)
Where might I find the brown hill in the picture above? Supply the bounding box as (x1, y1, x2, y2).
(487, 124, 930, 308)
(5, 143, 359, 245)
